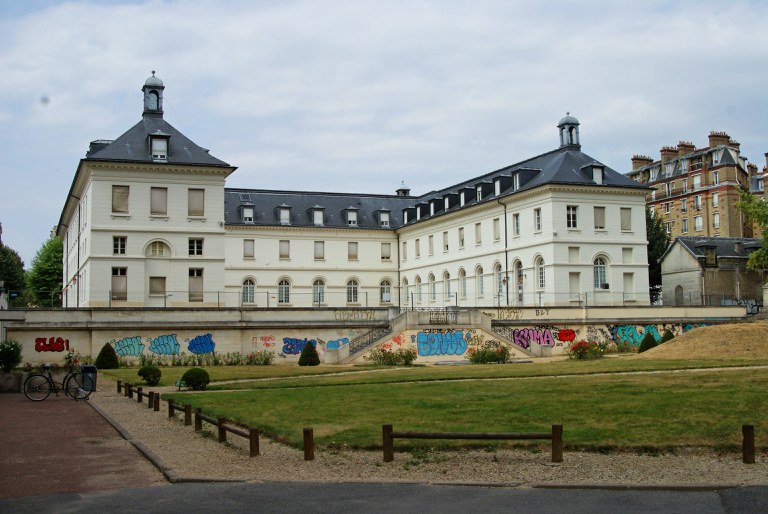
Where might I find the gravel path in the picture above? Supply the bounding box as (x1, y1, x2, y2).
(89, 376, 767, 488)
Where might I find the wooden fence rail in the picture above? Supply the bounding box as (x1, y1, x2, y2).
(194, 408, 260, 457)
(168, 399, 193, 426)
(382, 424, 564, 463)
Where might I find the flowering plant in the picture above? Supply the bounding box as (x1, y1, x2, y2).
(567, 340, 606, 360)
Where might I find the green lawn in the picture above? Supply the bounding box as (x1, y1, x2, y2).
(125, 359, 768, 453)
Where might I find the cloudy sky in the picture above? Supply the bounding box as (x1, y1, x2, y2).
(1, 0, 766, 267)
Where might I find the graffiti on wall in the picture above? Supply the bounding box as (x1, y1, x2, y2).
(326, 338, 349, 350)
(35, 337, 70, 352)
(334, 310, 376, 321)
(493, 326, 571, 350)
(412, 329, 468, 356)
(188, 333, 216, 354)
(112, 333, 216, 357)
(114, 336, 144, 357)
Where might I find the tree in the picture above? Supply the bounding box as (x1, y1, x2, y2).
(25, 236, 63, 307)
(0, 224, 25, 297)
(298, 341, 320, 366)
(737, 191, 768, 270)
(646, 206, 670, 303)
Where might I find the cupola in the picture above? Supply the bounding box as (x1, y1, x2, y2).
(142, 71, 164, 118)
(558, 112, 580, 149)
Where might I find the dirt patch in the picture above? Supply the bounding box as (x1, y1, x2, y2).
(637, 320, 768, 359)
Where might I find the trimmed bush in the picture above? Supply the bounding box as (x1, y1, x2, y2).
(364, 347, 417, 366)
(181, 367, 210, 390)
(0, 339, 22, 373)
(95, 343, 120, 369)
(467, 345, 510, 364)
(638, 332, 658, 353)
(660, 329, 675, 344)
(298, 341, 321, 366)
(138, 365, 162, 386)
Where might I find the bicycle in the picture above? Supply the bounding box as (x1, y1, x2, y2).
(23, 364, 94, 401)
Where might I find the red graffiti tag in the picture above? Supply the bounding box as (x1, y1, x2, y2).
(392, 334, 404, 346)
(35, 337, 70, 353)
(557, 329, 576, 342)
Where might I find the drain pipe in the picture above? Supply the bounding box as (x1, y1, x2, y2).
(496, 198, 510, 306)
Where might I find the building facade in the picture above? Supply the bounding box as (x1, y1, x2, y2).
(58, 76, 652, 309)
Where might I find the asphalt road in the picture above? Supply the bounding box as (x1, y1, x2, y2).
(1, 482, 767, 513)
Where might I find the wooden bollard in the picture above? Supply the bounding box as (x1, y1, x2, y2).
(303, 427, 314, 461)
(124, 383, 130, 397)
(168, 398, 175, 418)
(137, 387, 143, 403)
(383, 424, 394, 462)
(743, 425, 756, 464)
(551, 424, 563, 463)
(117, 380, 122, 393)
(249, 428, 260, 457)
(184, 404, 192, 426)
(147, 392, 154, 409)
(218, 417, 227, 443)
(195, 408, 203, 431)
(153, 392, 160, 412)
(127, 384, 134, 399)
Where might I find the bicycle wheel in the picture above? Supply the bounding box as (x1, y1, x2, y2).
(24, 374, 52, 401)
(65, 372, 94, 401)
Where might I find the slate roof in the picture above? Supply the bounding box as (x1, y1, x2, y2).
(225, 144, 649, 230)
(86, 117, 231, 167)
(669, 236, 761, 261)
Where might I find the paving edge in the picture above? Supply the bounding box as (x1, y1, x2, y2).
(532, 483, 741, 491)
(87, 399, 245, 484)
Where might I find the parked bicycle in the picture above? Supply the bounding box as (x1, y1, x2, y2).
(23, 364, 94, 401)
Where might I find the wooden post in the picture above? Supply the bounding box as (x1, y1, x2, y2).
(743, 425, 755, 464)
(116, 380, 122, 393)
(249, 428, 260, 457)
(303, 427, 315, 461)
(194, 408, 202, 431)
(551, 424, 563, 463)
(137, 387, 143, 403)
(168, 398, 175, 418)
(218, 417, 227, 443)
(147, 392, 154, 409)
(383, 424, 394, 462)
(153, 392, 160, 412)
(128, 384, 134, 399)
(124, 383, 130, 397)
(184, 404, 192, 426)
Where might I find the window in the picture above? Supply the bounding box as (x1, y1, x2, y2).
(534, 208, 542, 232)
(536, 257, 545, 289)
(346, 279, 359, 304)
(414, 239, 420, 258)
(713, 212, 720, 229)
(113, 236, 126, 255)
(380, 211, 390, 227)
(313, 279, 325, 305)
(493, 218, 500, 241)
(150, 137, 168, 161)
(593, 257, 607, 289)
(148, 241, 167, 257)
(189, 268, 203, 302)
(149, 276, 166, 296)
(348, 242, 358, 260)
(459, 269, 467, 298)
(112, 185, 129, 214)
(495, 263, 503, 295)
(242, 279, 255, 304)
(476, 267, 484, 296)
(665, 182, 673, 196)
(380, 280, 392, 303)
(150, 187, 167, 216)
(111, 267, 127, 301)
(494, 180, 501, 196)
(712, 192, 719, 207)
(513, 174, 520, 191)
(665, 221, 673, 234)
(458, 227, 465, 249)
(189, 238, 203, 256)
(278, 279, 290, 304)
(713, 170, 720, 185)
(620, 208, 632, 231)
(694, 195, 702, 210)
(692, 174, 701, 190)
(244, 239, 254, 259)
(513, 213, 520, 236)
(314, 241, 325, 260)
(694, 215, 703, 231)
(279, 207, 290, 225)
(429, 274, 436, 301)
(242, 206, 254, 223)
(681, 199, 687, 212)
(712, 150, 721, 165)
(460, 191, 466, 206)
(443, 231, 449, 252)
(428, 235, 434, 255)
(594, 206, 606, 230)
(475, 223, 482, 245)
(681, 180, 688, 194)
(476, 186, 483, 202)
(682, 218, 689, 233)
(279, 240, 290, 259)
(347, 210, 358, 226)
(443, 272, 451, 300)
(566, 205, 578, 228)
(593, 166, 603, 185)
(381, 242, 391, 261)
(313, 209, 324, 226)
(402, 241, 408, 260)
(416, 276, 423, 303)
(188, 189, 204, 217)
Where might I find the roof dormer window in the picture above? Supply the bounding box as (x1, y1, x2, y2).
(380, 211, 390, 227)
(150, 136, 168, 162)
(242, 206, 254, 223)
(279, 206, 291, 225)
(347, 209, 358, 227)
(312, 207, 324, 226)
(513, 173, 520, 191)
(476, 186, 483, 202)
(593, 165, 604, 185)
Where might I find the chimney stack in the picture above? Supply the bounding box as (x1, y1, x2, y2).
(631, 155, 654, 170)
(660, 146, 678, 164)
(708, 131, 731, 149)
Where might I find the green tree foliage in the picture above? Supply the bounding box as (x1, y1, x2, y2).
(138, 365, 162, 386)
(181, 367, 210, 390)
(95, 343, 120, 369)
(737, 191, 768, 270)
(25, 236, 63, 307)
(0, 339, 22, 372)
(298, 341, 321, 366)
(646, 207, 670, 302)
(0, 237, 25, 294)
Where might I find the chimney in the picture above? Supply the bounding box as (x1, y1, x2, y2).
(677, 141, 695, 157)
(396, 181, 411, 197)
(708, 131, 731, 149)
(631, 155, 654, 170)
(660, 146, 678, 164)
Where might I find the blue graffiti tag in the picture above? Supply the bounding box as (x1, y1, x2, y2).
(282, 337, 316, 355)
(113, 336, 144, 357)
(149, 334, 180, 355)
(326, 338, 349, 350)
(416, 331, 468, 356)
(188, 333, 216, 354)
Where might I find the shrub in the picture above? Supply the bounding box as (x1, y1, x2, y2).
(181, 367, 210, 390)
(467, 345, 510, 364)
(638, 332, 658, 353)
(95, 343, 120, 369)
(567, 340, 606, 360)
(660, 329, 675, 344)
(0, 339, 22, 373)
(298, 341, 321, 366)
(364, 347, 417, 366)
(137, 365, 162, 386)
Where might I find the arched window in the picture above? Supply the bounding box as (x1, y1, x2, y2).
(459, 269, 467, 298)
(146, 240, 170, 257)
(242, 279, 255, 305)
(347, 279, 359, 304)
(593, 257, 608, 289)
(278, 279, 290, 304)
(476, 266, 484, 297)
(402, 278, 409, 305)
(535, 257, 545, 289)
(415, 275, 423, 304)
(380, 280, 392, 303)
(514, 260, 524, 303)
(443, 272, 451, 301)
(313, 279, 325, 305)
(429, 274, 436, 301)
(494, 263, 503, 294)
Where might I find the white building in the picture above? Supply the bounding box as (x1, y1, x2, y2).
(58, 76, 651, 308)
